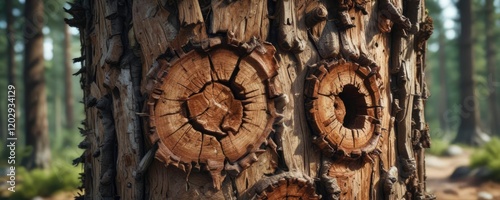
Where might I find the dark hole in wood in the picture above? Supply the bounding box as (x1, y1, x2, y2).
(338, 84, 367, 129)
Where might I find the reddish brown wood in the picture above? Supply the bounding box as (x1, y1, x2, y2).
(247, 172, 320, 200)
(305, 60, 382, 159)
(145, 42, 281, 190)
(327, 159, 371, 200)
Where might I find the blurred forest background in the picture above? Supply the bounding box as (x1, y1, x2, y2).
(0, 0, 498, 199)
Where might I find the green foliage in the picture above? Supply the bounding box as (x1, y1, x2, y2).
(470, 138, 500, 181)
(7, 161, 81, 200)
(427, 138, 450, 156)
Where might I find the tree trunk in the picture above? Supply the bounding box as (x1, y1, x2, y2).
(7, 0, 15, 87)
(454, 0, 485, 145)
(64, 24, 75, 129)
(438, 31, 448, 132)
(4, 0, 15, 140)
(68, 0, 434, 199)
(485, 0, 499, 136)
(22, 0, 51, 169)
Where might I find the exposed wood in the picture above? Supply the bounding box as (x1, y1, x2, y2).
(305, 60, 382, 159)
(145, 42, 281, 190)
(178, 0, 204, 26)
(210, 0, 269, 42)
(240, 172, 320, 200)
(327, 158, 372, 200)
(104, 0, 123, 65)
(132, 0, 176, 93)
(277, 0, 306, 52)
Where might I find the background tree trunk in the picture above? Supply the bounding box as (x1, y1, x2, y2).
(69, 0, 433, 199)
(64, 24, 75, 129)
(485, 0, 498, 136)
(22, 0, 51, 169)
(3, 0, 15, 140)
(455, 0, 485, 145)
(438, 31, 449, 132)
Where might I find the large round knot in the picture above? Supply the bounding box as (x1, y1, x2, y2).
(305, 60, 383, 159)
(145, 43, 282, 190)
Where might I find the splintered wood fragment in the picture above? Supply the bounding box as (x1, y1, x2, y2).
(378, 0, 412, 33)
(277, 0, 305, 52)
(305, 61, 382, 159)
(249, 172, 320, 200)
(170, 0, 208, 50)
(178, 0, 204, 26)
(104, 0, 123, 65)
(145, 43, 281, 190)
(210, 0, 269, 43)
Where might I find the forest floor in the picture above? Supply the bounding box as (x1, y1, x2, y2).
(426, 150, 500, 200)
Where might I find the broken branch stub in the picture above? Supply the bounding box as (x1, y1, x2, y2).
(305, 60, 383, 159)
(145, 42, 281, 190)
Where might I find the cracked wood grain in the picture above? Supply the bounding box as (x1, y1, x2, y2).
(145, 41, 282, 190)
(305, 60, 383, 159)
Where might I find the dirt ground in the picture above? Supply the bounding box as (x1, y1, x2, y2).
(426, 151, 500, 200)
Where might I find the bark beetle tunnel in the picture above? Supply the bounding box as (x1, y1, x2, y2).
(145, 41, 282, 190)
(305, 60, 383, 159)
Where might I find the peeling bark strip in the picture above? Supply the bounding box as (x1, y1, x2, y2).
(305, 60, 382, 159)
(96, 95, 117, 199)
(145, 41, 282, 190)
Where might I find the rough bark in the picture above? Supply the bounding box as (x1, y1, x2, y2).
(22, 0, 51, 169)
(455, 0, 485, 145)
(485, 0, 499, 136)
(70, 0, 433, 199)
(64, 24, 75, 129)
